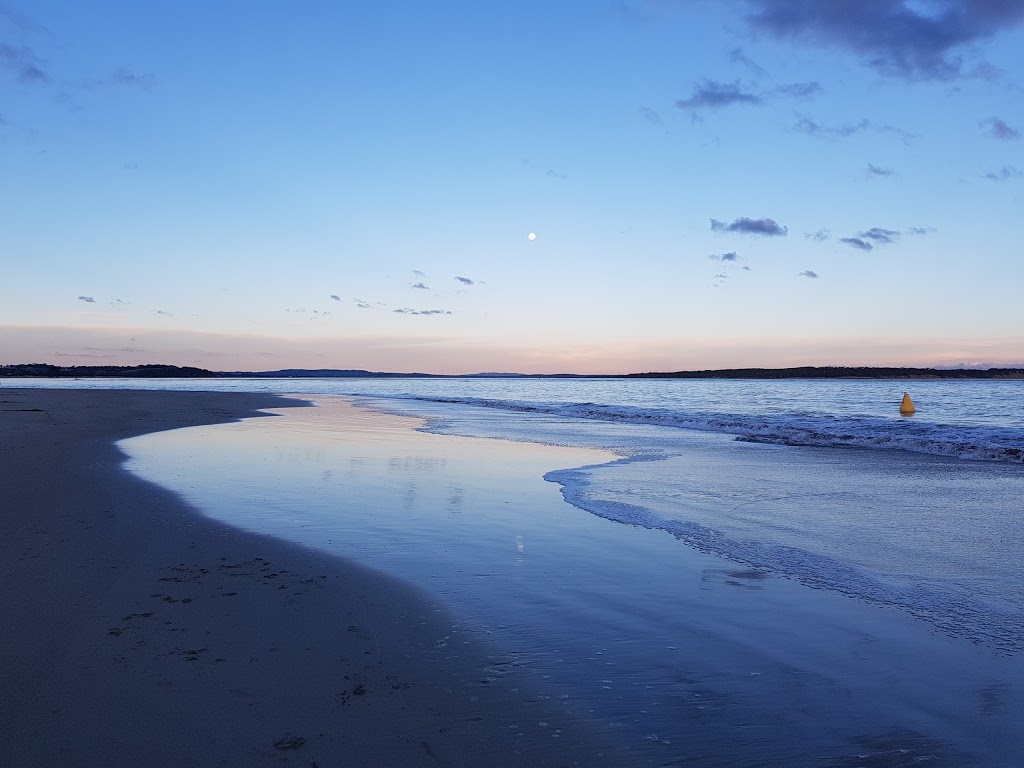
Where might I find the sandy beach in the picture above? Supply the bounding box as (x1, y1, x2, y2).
(0, 389, 617, 767)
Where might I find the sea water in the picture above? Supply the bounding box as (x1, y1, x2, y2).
(7, 376, 1024, 764)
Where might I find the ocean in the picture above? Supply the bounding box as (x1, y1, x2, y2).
(7, 376, 1023, 765)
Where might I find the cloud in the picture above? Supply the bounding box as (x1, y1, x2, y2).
(859, 227, 901, 244)
(156, 310, 173, 316)
(84, 66, 155, 91)
(676, 79, 761, 109)
(805, 229, 831, 241)
(840, 237, 873, 251)
(353, 298, 372, 309)
(393, 308, 452, 316)
(546, 168, 569, 180)
(982, 165, 1022, 181)
(77, 295, 95, 303)
(412, 269, 427, 278)
(711, 217, 788, 236)
(737, 0, 1024, 80)
(867, 163, 896, 177)
(980, 117, 1020, 140)
(108, 66, 154, 89)
(772, 81, 822, 99)
(907, 226, 936, 235)
(411, 282, 430, 290)
(638, 106, 662, 124)
(794, 114, 916, 143)
(794, 114, 869, 138)
(454, 276, 475, 285)
(729, 47, 768, 76)
(798, 270, 819, 278)
(0, 43, 49, 84)
(708, 251, 740, 262)
(329, 294, 341, 301)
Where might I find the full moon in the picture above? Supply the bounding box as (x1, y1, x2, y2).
(527, 232, 536, 240)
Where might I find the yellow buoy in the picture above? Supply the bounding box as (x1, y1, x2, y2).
(900, 392, 915, 415)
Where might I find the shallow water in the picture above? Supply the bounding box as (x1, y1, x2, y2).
(122, 395, 1024, 767)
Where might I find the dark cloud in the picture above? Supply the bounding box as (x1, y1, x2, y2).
(867, 163, 896, 177)
(805, 229, 831, 241)
(676, 80, 761, 109)
(329, 294, 341, 301)
(711, 217, 788, 236)
(77, 295, 95, 303)
(859, 227, 901, 244)
(741, 265, 752, 271)
(454, 276, 475, 285)
(981, 116, 1020, 140)
(393, 308, 452, 316)
(411, 282, 430, 290)
(840, 237, 873, 251)
(798, 270, 819, 278)
(738, 0, 1024, 80)
(708, 251, 740, 262)
(0, 43, 48, 84)
(982, 165, 1022, 181)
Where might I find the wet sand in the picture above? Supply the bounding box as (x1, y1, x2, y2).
(0, 389, 616, 767)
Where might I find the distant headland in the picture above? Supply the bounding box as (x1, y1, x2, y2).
(2, 364, 1024, 380)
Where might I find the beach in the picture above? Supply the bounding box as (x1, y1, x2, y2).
(2, 383, 1022, 767)
(0, 389, 618, 767)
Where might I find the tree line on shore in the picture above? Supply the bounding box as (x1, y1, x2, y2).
(2, 363, 1023, 379)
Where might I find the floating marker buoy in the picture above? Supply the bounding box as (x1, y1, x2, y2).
(900, 392, 915, 415)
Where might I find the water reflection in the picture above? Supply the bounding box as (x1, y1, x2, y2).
(121, 396, 1024, 767)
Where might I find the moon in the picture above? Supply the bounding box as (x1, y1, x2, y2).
(527, 232, 536, 241)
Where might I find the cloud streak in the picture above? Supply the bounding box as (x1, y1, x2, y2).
(77, 295, 95, 303)
(794, 114, 915, 143)
(982, 165, 1022, 182)
(393, 308, 452, 316)
(676, 78, 821, 111)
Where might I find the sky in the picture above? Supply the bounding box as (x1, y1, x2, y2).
(1, 0, 1022, 374)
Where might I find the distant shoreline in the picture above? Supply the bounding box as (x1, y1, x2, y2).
(3, 363, 1024, 380)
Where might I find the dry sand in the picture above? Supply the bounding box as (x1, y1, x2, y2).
(0, 388, 617, 767)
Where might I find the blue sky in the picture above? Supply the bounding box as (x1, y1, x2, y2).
(2, 0, 1022, 373)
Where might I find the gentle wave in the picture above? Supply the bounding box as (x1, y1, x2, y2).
(544, 459, 1024, 653)
(347, 393, 1024, 464)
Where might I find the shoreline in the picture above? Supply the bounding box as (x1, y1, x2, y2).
(0, 389, 618, 767)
